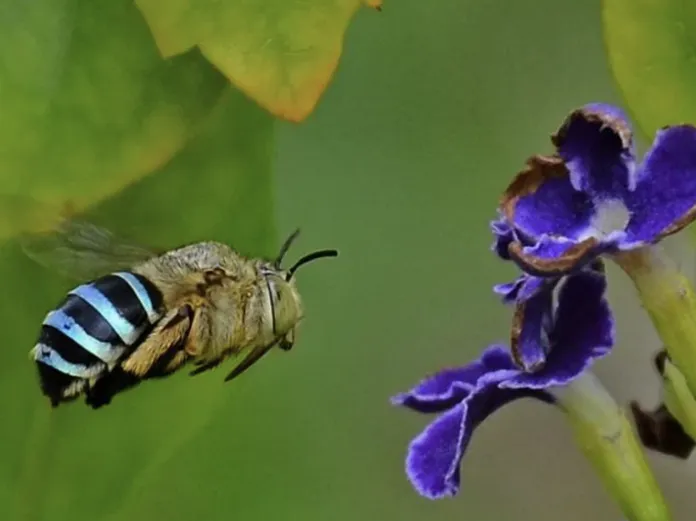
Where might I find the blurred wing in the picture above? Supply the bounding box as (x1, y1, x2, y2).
(21, 218, 161, 280)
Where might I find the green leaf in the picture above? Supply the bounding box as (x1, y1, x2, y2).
(5, 86, 275, 521)
(602, 0, 696, 138)
(0, 0, 227, 226)
(135, 0, 380, 122)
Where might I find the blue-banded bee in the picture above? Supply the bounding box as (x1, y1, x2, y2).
(22, 220, 338, 409)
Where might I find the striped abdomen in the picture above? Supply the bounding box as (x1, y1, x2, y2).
(32, 271, 163, 406)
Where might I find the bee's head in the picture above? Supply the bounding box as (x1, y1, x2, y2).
(263, 229, 338, 349)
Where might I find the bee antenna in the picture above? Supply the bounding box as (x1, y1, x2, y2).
(286, 249, 339, 280)
(274, 228, 301, 267)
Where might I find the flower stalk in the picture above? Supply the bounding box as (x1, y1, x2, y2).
(554, 372, 672, 521)
(613, 245, 696, 399)
(660, 356, 696, 442)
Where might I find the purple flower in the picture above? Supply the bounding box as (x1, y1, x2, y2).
(497, 104, 696, 276)
(491, 216, 607, 370)
(391, 270, 613, 499)
(491, 216, 555, 306)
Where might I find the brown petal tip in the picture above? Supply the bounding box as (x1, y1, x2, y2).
(507, 237, 599, 277)
(659, 201, 696, 238)
(499, 155, 568, 223)
(510, 300, 546, 372)
(551, 106, 633, 152)
(630, 401, 695, 459)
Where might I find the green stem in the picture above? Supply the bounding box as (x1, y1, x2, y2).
(613, 245, 696, 398)
(553, 372, 672, 521)
(661, 357, 696, 441)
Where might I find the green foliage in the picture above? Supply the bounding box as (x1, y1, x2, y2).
(0, 0, 228, 226)
(602, 0, 696, 139)
(0, 0, 373, 518)
(3, 87, 274, 521)
(135, 0, 382, 121)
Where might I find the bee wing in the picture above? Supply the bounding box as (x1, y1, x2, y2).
(21, 218, 161, 280)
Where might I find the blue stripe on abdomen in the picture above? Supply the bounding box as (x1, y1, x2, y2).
(114, 272, 162, 323)
(69, 283, 141, 345)
(42, 309, 121, 364)
(33, 271, 162, 394)
(32, 343, 105, 378)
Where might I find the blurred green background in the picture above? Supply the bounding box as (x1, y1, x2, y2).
(3, 1, 696, 521)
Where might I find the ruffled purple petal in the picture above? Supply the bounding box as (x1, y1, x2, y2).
(552, 104, 635, 198)
(508, 234, 602, 277)
(510, 286, 553, 371)
(493, 279, 521, 302)
(512, 175, 594, 241)
(624, 125, 696, 243)
(490, 216, 514, 260)
(405, 404, 467, 498)
(502, 271, 613, 390)
(391, 347, 517, 413)
(405, 347, 552, 499)
(478, 344, 523, 375)
(494, 274, 554, 305)
(391, 368, 476, 414)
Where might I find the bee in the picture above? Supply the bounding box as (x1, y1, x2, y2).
(23, 219, 338, 409)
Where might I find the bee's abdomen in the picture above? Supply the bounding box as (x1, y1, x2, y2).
(33, 271, 163, 406)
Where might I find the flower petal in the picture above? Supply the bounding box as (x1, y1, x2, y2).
(478, 344, 521, 375)
(490, 215, 514, 261)
(391, 368, 475, 414)
(551, 104, 636, 197)
(405, 359, 551, 499)
(624, 125, 696, 243)
(510, 285, 553, 371)
(508, 235, 601, 276)
(501, 155, 594, 241)
(391, 346, 521, 413)
(494, 274, 553, 305)
(502, 271, 613, 390)
(493, 279, 521, 302)
(405, 404, 467, 498)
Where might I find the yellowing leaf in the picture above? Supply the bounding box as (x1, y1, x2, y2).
(0, 0, 227, 219)
(135, 0, 376, 121)
(363, 0, 383, 9)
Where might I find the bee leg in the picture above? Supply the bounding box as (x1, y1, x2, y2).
(224, 343, 275, 382)
(189, 355, 227, 376)
(183, 306, 211, 358)
(146, 349, 191, 379)
(162, 350, 190, 374)
(85, 369, 142, 409)
(121, 305, 193, 377)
